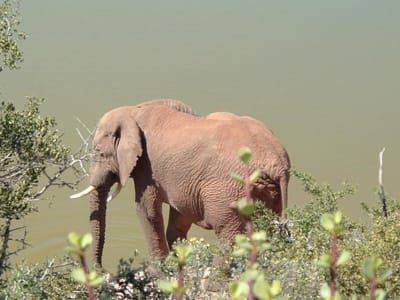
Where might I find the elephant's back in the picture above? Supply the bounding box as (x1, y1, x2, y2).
(140, 105, 289, 182)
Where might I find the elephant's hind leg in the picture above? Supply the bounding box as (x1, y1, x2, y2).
(166, 206, 192, 249)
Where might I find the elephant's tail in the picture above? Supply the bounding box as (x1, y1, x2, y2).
(280, 172, 289, 218)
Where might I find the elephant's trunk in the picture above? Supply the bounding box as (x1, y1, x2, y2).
(280, 172, 289, 218)
(89, 188, 108, 266)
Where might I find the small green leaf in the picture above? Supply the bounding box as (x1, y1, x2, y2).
(238, 146, 252, 163)
(88, 270, 100, 282)
(270, 280, 281, 296)
(333, 292, 342, 300)
(233, 247, 248, 256)
(254, 274, 268, 300)
(337, 250, 351, 266)
(319, 283, 331, 300)
(259, 242, 271, 252)
(230, 172, 244, 183)
(362, 259, 375, 279)
(252, 231, 267, 242)
(80, 233, 93, 249)
(316, 254, 331, 269)
(241, 269, 259, 282)
(229, 281, 249, 300)
(333, 211, 342, 224)
(320, 213, 335, 231)
(378, 269, 392, 283)
(362, 256, 383, 280)
(249, 169, 262, 184)
(158, 280, 177, 293)
(175, 245, 186, 257)
(238, 197, 256, 216)
(234, 234, 251, 253)
(68, 232, 80, 247)
(175, 244, 193, 262)
(90, 276, 105, 287)
(71, 268, 86, 283)
(375, 289, 387, 300)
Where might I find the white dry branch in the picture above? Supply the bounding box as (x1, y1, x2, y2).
(378, 147, 388, 217)
(29, 119, 94, 200)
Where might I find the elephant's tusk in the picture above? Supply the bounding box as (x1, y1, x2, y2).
(107, 183, 122, 202)
(70, 186, 96, 199)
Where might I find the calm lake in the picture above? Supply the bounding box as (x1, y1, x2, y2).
(1, 1, 399, 271)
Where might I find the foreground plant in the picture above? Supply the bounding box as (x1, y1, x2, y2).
(67, 232, 105, 300)
(229, 146, 281, 300)
(362, 256, 391, 300)
(317, 211, 351, 300)
(158, 244, 193, 300)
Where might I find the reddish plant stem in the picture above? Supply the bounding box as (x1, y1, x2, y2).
(330, 231, 337, 298)
(176, 262, 184, 300)
(243, 165, 256, 300)
(79, 251, 97, 300)
(369, 273, 377, 300)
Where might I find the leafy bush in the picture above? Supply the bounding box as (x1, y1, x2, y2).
(0, 257, 87, 299)
(2, 168, 399, 299)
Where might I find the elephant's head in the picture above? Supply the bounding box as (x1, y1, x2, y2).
(70, 99, 194, 266)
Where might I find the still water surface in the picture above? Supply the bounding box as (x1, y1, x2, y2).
(1, 1, 399, 271)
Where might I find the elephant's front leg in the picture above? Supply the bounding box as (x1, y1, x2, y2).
(135, 188, 169, 258)
(166, 206, 192, 249)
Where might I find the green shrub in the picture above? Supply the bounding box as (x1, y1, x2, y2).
(0, 257, 87, 299)
(2, 169, 399, 299)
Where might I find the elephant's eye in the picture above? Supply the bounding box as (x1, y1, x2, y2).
(92, 148, 105, 160)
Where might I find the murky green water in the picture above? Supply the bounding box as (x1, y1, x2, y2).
(1, 1, 400, 270)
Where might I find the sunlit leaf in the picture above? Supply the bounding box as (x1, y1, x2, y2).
(252, 231, 267, 242)
(337, 250, 351, 266)
(316, 254, 331, 269)
(378, 269, 392, 283)
(229, 281, 249, 300)
(175, 244, 193, 260)
(71, 268, 86, 283)
(158, 280, 177, 293)
(230, 172, 244, 183)
(333, 211, 342, 224)
(375, 289, 387, 300)
(80, 233, 93, 249)
(270, 280, 281, 296)
(320, 213, 335, 231)
(238, 146, 252, 163)
(319, 283, 331, 300)
(362, 256, 383, 280)
(249, 169, 262, 184)
(241, 269, 259, 282)
(68, 232, 80, 247)
(254, 274, 268, 300)
(238, 197, 256, 216)
(90, 276, 105, 287)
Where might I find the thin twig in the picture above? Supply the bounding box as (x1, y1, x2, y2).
(378, 148, 388, 217)
(0, 218, 11, 277)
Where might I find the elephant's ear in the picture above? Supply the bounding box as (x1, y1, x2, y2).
(116, 122, 143, 187)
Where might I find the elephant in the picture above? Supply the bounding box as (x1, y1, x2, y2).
(71, 99, 290, 266)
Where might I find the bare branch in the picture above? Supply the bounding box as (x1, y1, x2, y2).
(29, 121, 94, 199)
(39, 257, 56, 281)
(378, 147, 388, 218)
